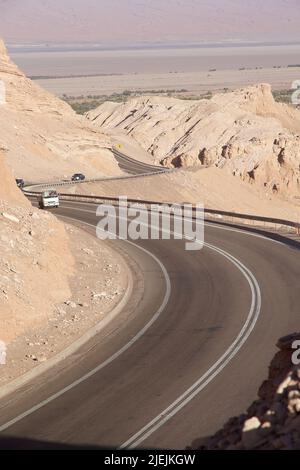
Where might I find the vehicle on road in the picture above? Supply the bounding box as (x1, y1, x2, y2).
(38, 189, 60, 209)
(71, 173, 85, 181)
(15, 178, 25, 189)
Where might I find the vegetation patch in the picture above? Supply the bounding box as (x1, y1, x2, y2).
(62, 89, 213, 114)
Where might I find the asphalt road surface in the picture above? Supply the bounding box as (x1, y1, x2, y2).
(112, 149, 166, 175)
(0, 199, 299, 450)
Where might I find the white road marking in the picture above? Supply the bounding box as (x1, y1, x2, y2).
(0, 216, 171, 433)
(0, 208, 261, 447)
(59, 201, 286, 246)
(120, 242, 261, 449)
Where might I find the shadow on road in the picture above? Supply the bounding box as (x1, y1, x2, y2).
(0, 435, 115, 450)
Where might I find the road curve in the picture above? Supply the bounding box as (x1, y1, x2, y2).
(112, 149, 166, 175)
(0, 199, 299, 450)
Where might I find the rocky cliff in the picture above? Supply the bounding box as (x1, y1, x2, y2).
(87, 84, 300, 200)
(0, 39, 120, 180)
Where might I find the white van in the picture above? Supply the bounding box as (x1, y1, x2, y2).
(38, 189, 60, 209)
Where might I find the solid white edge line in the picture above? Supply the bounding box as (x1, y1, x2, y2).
(58, 201, 286, 247)
(0, 216, 171, 433)
(0, 208, 261, 448)
(120, 242, 261, 449)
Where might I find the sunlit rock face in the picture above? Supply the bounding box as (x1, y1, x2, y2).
(0, 80, 5, 104)
(87, 84, 300, 199)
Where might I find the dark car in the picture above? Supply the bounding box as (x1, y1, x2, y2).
(15, 178, 25, 189)
(71, 173, 85, 181)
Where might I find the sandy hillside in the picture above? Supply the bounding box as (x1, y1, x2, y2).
(0, 39, 121, 181)
(64, 167, 300, 224)
(0, 149, 74, 343)
(87, 84, 300, 202)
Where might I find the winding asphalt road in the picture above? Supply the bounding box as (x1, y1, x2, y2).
(0, 156, 299, 450)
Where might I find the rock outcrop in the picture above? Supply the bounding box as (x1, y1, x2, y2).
(0, 39, 71, 115)
(0, 39, 23, 77)
(192, 333, 300, 450)
(0, 146, 27, 205)
(87, 84, 300, 200)
(0, 39, 120, 180)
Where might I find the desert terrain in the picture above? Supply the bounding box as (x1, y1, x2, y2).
(0, 37, 300, 451)
(0, 41, 128, 386)
(87, 84, 300, 210)
(1, 36, 300, 372)
(7, 43, 300, 114)
(0, 40, 120, 182)
(63, 167, 300, 223)
(9, 42, 300, 98)
(32, 67, 300, 100)
(0, 149, 74, 345)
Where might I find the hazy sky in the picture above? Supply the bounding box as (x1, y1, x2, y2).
(1, 0, 300, 44)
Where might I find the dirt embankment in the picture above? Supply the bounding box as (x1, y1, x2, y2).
(0, 150, 74, 344)
(0, 148, 128, 385)
(62, 167, 300, 224)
